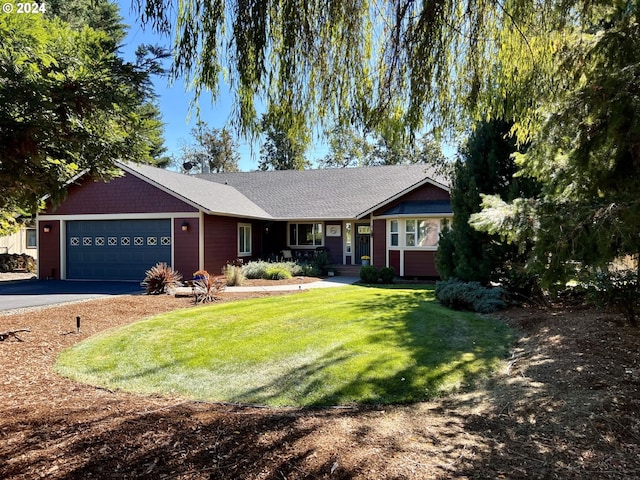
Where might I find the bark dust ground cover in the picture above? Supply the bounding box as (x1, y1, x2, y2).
(1, 277, 639, 479)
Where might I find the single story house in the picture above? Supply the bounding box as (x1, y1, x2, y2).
(36, 162, 452, 281)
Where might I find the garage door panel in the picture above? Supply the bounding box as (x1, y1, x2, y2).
(67, 219, 172, 281)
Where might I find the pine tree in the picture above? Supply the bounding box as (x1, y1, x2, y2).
(436, 120, 539, 284)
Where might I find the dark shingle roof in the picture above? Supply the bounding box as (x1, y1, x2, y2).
(197, 164, 449, 219)
(120, 162, 449, 220)
(119, 162, 272, 219)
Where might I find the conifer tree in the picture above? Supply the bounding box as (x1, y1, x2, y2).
(436, 120, 538, 284)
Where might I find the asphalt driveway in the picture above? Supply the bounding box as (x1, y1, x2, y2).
(0, 280, 144, 312)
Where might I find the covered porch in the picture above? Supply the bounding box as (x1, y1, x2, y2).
(254, 219, 372, 267)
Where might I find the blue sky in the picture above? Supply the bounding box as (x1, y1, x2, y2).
(117, 1, 334, 171)
(116, 2, 454, 171)
(117, 2, 255, 170)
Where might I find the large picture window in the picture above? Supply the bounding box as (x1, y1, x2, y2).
(289, 223, 323, 246)
(238, 223, 251, 256)
(389, 218, 442, 250)
(405, 219, 440, 247)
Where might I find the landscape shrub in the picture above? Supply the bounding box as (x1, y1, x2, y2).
(242, 260, 314, 279)
(241, 260, 269, 279)
(264, 266, 293, 280)
(0, 253, 36, 273)
(359, 265, 380, 284)
(435, 278, 506, 313)
(141, 262, 182, 295)
(586, 269, 639, 326)
(311, 251, 332, 275)
(194, 273, 226, 303)
(379, 266, 396, 284)
(497, 264, 544, 303)
(224, 264, 245, 286)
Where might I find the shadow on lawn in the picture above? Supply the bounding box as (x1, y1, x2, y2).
(3, 294, 638, 479)
(224, 285, 511, 406)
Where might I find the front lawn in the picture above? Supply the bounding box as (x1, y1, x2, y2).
(55, 285, 512, 407)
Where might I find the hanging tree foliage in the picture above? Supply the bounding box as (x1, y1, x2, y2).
(131, 0, 640, 287)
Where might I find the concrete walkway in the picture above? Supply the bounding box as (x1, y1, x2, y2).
(175, 276, 360, 296)
(229, 276, 359, 292)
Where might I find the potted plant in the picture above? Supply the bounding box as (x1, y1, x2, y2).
(361, 255, 370, 266)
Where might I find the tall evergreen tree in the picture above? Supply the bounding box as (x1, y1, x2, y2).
(436, 120, 538, 284)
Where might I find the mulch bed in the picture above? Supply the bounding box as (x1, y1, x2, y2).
(1, 289, 639, 479)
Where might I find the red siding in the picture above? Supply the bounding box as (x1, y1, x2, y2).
(389, 250, 401, 274)
(372, 218, 386, 268)
(203, 216, 265, 273)
(404, 251, 438, 277)
(173, 218, 199, 279)
(38, 221, 60, 279)
(204, 215, 237, 275)
(45, 173, 198, 215)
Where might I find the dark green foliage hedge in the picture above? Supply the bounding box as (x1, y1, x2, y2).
(435, 278, 506, 314)
(359, 265, 379, 284)
(586, 269, 639, 326)
(379, 266, 396, 284)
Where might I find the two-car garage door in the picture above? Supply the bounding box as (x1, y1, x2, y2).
(66, 219, 172, 281)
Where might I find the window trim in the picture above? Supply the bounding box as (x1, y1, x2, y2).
(389, 220, 399, 247)
(238, 223, 252, 256)
(288, 222, 324, 247)
(388, 218, 441, 251)
(26, 228, 37, 249)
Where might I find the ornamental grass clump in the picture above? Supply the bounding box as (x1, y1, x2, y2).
(264, 266, 292, 280)
(224, 264, 245, 286)
(141, 262, 182, 295)
(193, 271, 226, 303)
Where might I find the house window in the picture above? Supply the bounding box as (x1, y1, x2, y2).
(389, 220, 399, 247)
(405, 219, 440, 247)
(238, 223, 251, 256)
(289, 223, 323, 246)
(26, 229, 37, 249)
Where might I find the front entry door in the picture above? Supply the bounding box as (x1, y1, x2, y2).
(355, 224, 371, 264)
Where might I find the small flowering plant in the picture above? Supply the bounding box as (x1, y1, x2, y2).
(361, 255, 370, 260)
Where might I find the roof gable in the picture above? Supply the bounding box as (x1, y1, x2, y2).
(119, 162, 272, 219)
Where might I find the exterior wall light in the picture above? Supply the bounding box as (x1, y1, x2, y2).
(181, 221, 189, 232)
(43, 224, 52, 233)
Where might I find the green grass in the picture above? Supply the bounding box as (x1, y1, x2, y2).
(55, 285, 512, 407)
